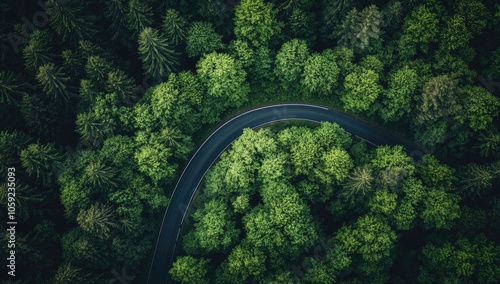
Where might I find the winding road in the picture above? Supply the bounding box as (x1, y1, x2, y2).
(147, 104, 421, 284)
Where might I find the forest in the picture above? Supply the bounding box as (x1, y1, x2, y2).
(0, 0, 499, 283)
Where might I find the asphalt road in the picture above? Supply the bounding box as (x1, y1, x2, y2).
(147, 104, 421, 284)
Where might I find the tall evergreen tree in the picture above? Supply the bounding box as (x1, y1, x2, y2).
(138, 27, 179, 82)
(22, 30, 56, 73)
(36, 63, 72, 102)
(20, 142, 64, 186)
(105, 0, 131, 44)
(0, 71, 28, 105)
(46, 0, 98, 44)
(77, 202, 117, 239)
(162, 9, 188, 46)
(126, 0, 153, 39)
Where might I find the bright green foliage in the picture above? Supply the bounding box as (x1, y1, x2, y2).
(416, 75, 462, 125)
(169, 256, 209, 284)
(134, 131, 178, 183)
(197, 52, 249, 111)
(420, 235, 500, 284)
(303, 258, 336, 284)
(76, 112, 113, 147)
(22, 30, 56, 73)
(421, 189, 460, 229)
(186, 22, 225, 58)
(46, 0, 97, 43)
(104, 0, 130, 43)
(323, 46, 355, 77)
(416, 154, 455, 190)
(342, 67, 382, 113)
(245, 184, 318, 257)
(379, 65, 418, 122)
(190, 198, 240, 253)
(36, 63, 72, 101)
(392, 177, 425, 230)
(455, 0, 488, 35)
(274, 39, 309, 89)
(105, 69, 138, 104)
(138, 27, 179, 81)
(398, 5, 439, 56)
(369, 189, 397, 216)
(462, 86, 500, 131)
(234, 0, 283, 47)
(20, 143, 63, 186)
(162, 9, 188, 46)
(337, 214, 397, 262)
(315, 147, 353, 185)
(126, 0, 153, 39)
(301, 53, 340, 96)
(227, 242, 267, 281)
(440, 15, 471, 51)
(228, 39, 255, 69)
(232, 194, 250, 214)
(77, 202, 117, 239)
(337, 5, 383, 53)
(0, 71, 27, 105)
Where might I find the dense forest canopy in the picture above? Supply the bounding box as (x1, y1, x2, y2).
(0, 0, 499, 283)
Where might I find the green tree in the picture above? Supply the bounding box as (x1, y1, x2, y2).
(162, 9, 188, 46)
(234, 0, 283, 47)
(104, 0, 130, 44)
(0, 71, 27, 105)
(227, 242, 267, 282)
(301, 53, 340, 96)
(458, 163, 496, 200)
(188, 198, 240, 253)
(76, 112, 113, 148)
(379, 65, 418, 122)
(421, 189, 460, 229)
(105, 69, 138, 105)
(83, 161, 118, 190)
(341, 166, 374, 205)
(476, 127, 500, 158)
(197, 52, 249, 116)
(439, 15, 471, 52)
(85, 55, 113, 88)
(462, 86, 500, 131)
(20, 143, 63, 186)
(274, 39, 309, 90)
(337, 5, 383, 53)
(22, 30, 56, 73)
(77, 203, 117, 239)
(53, 263, 90, 284)
(46, 0, 97, 43)
(186, 22, 225, 58)
(398, 5, 439, 57)
(169, 256, 209, 284)
(315, 147, 353, 185)
(138, 27, 179, 82)
(36, 63, 72, 101)
(126, 0, 153, 39)
(454, 0, 488, 35)
(342, 67, 382, 113)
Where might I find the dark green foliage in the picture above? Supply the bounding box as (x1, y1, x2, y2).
(46, 0, 97, 44)
(20, 142, 64, 186)
(126, 0, 153, 39)
(22, 30, 56, 73)
(138, 27, 179, 81)
(186, 22, 225, 58)
(337, 5, 383, 53)
(162, 9, 188, 46)
(105, 0, 131, 44)
(0, 71, 28, 105)
(77, 202, 117, 239)
(36, 63, 72, 101)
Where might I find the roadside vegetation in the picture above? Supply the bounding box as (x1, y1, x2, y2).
(0, 0, 499, 283)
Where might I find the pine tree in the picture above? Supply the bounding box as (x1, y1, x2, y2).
(162, 9, 188, 46)
(75, 112, 112, 147)
(20, 143, 64, 186)
(36, 63, 72, 101)
(83, 161, 118, 189)
(62, 50, 84, 77)
(126, 0, 153, 39)
(337, 5, 382, 53)
(105, 69, 138, 105)
(105, 0, 131, 44)
(138, 27, 179, 82)
(341, 166, 374, 205)
(77, 203, 117, 239)
(46, 0, 98, 44)
(0, 71, 28, 105)
(85, 55, 113, 88)
(22, 30, 56, 73)
(53, 263, 89, 284)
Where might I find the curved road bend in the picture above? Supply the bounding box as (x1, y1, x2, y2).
(147, 104, 420, 284)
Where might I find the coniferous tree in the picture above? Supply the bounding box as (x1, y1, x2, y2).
(162, 9, 188, 46)
(46, 0, 98, 44)
(341, 165, 374, 205)
(126, 0, 153, 39)
(20, 143, 64, 186)
(138, 27, 179, 82)
(62, 50, 84, 77)
(53, 263, 89, 284)
(77, 202, 117, 239)
(105, 69, 138, 105)
(75, 112, 112, 147)
(36, 63, 72, 102)
(105, 0, 131, 44)
(0, 71, 28, 105)
(22, 30, 56, 73)
(85, 55, 113, 88)
(186, 22, 225, 58)
(83, 161, 118, 190)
